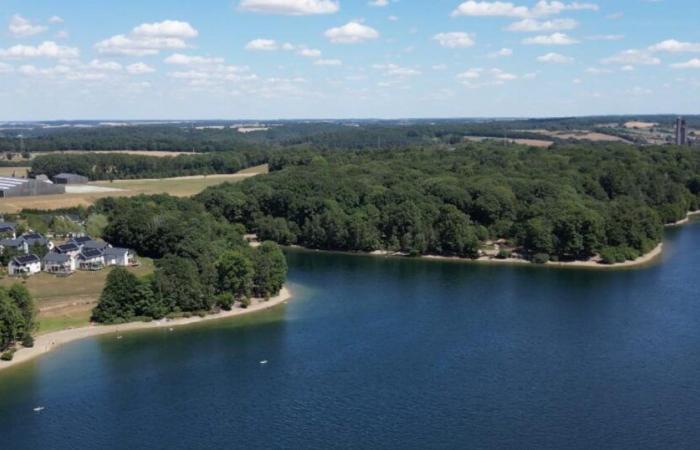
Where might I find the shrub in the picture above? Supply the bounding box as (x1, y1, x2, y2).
(240, 297, 251, 309)
(216, 293, 235, 311)
(532, 253, 550, 264)
(1, 349, 16, 361)
(496, 249, 512, 259)
(21, 334, 34, 348)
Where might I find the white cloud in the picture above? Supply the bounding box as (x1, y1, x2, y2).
(164, 53, 225, 65)
(433, 32, 475, 48)
(369, 0, 389, 5)
(0, 41, 79, 59)
(0, 63, 14, 74)
(298, 48, 322, 57)
(245, 39, 279, 51)
(9, 15, 47, 38)
(325, 22, 379, 44)
(457, 67, 517, 87)
(670, 59, 700, 69)
(522, 32, 578, 45)
(314, 58, 342, 66)
(48, 16, 64, 24)
(452, 1, 597, 18)
(506, 18, 577, 32)
(88, 59, 123, 71)
(132, 20, 198, 39)
(373, 63, 421, 77)
(239, 0, 339, 15)
(432, 64, 448, 70)
(489, 48, 513, 57)
(536, 52, 573, 63)
(601, 49, 660, 66)
(95, 21, 198, 56)
(649, 39, 700, 53)
(126, 62, 156, 74)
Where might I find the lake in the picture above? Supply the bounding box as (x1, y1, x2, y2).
(1, 221, 700, 449)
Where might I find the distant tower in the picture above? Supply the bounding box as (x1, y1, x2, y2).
(675, 117, 688, 145)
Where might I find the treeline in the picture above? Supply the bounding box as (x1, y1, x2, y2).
(197, 142, 700, 264)
(31, 151, 269, 180)
(91, 195, 287, 324)
(0, 285, 36, 361)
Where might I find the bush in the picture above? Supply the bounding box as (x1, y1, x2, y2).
(240, 297, 251, 309)
(496, 249, 512, 259)
(216, 293, 235, 311)
(21, 334, 34, 348)
(1, 349, 16, 361)
(532, 253, 550, 264)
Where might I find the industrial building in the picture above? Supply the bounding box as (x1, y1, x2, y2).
(53, 173, 89, 185)
(675, 117, 688, 146)
(0, 177, 65, 198)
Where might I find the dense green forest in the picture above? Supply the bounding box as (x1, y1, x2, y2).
(197, 142, 700, 264)
(31, 151, 269, 180)
(0, 285, 36, 360)
(3, 115, 697, 153)
(91, 195, 287, 324)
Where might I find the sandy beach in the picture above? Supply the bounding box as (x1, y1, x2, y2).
(0, 287, 291, 372)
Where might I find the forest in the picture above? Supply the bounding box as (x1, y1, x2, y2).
(196, 142, 700, 264)
(31, 151, 270, 180)
(90, 195, 287, 324)
(0, 285, 35, 361)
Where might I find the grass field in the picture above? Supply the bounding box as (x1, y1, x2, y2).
(0, 167, 29, 177)
(0, 259, 155, 334)
(31, 150, 193, 158)
(0, 164, 267, 213)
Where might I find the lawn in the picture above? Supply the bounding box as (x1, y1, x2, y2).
(0, 258, 155, 334)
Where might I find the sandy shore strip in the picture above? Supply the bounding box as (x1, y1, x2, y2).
(0, 287, 291, 372)
(667, 210, 700, 227)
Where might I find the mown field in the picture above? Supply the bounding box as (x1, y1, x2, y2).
(0, 167, 29, 177)
(0, 164, 268, 213)
(0, 259, 155, 334)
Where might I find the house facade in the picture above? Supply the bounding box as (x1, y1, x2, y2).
(9, 254, 41, 276)
(43, 252, 76, 274)
(77, 247, 105, 271)
(103, 247, 133, 266)
(0, 238, 29, 255)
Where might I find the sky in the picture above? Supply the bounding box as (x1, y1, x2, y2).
(0, 0, 699, 120)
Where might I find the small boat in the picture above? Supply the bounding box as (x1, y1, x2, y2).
(33, 407, 45, 412)
(116, 336, 123, 340)
(260, 360, 268, 365)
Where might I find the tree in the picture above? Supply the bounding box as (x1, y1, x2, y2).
(216, 250, 254, 300)
(92, 268, 143, 323)
(86, 214, 109, 238)
(8, 284, 35, 336)
(252, 242, 287, 298)
(0, 292, 25, 351)
(152, 255, 207, 312)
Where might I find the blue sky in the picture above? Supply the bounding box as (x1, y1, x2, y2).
(0, 0, 699, 120)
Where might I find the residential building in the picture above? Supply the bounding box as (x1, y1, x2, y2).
(77, 247, 104, 271)
(0, 238, 29, 254)
(675, 117, 688, 146)
(0, 222, 16, 238)
(43, 252, 76, 274)
(103, 247, 133, 267)
(82, 240, 111, 251)
(55, 242, 81, 258)
(53, 173, 89, 185)
(8, 254, 41, 276)
(21, 232, 54, 251)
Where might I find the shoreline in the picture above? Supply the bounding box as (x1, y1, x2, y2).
(287, 211, 700, 270)
(0, 287, 292, 373)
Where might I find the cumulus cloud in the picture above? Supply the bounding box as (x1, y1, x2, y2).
(489, 48, 513, 57)
(298, 48, 322, 58)
(95, 20, 198, 56)
(314, 58, 342, 66)
(536, 52, 573, 63)
(126, 62, 156, 74)
(369, 0, 389, 5)
(506, 18, 577, 32)
(433, 32, 475, 48)
(245, 39, 280, 51)
(239, 0, 339, 15)
(601, 49, 660, 66)
(0, 41, 80, 59)
(88, 59, 123, 71)
(522, 32, 578, 45)
(670, 59, 700, 69)
(452, 1, 597, 18)
(9, 15, 48, 38)
(649, 39, 700, 53)
(457, 67, 518, 87)
(373, 63, 421, 77)
(164, 53, 225, 65)
(132, 20, 199, 38)
(325, 22, 379, 44)
(48, 16, 64, 24)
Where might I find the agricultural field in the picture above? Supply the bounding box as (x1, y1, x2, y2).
(31, 150, 194, 158)
(0, 164, 268, 213)
(0, 258, 155, 333)
(0, 166, 29, 177)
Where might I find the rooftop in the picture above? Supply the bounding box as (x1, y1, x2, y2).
(12, 254, 40, 265)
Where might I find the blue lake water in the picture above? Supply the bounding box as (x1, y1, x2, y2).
(1, 221, 700, 449)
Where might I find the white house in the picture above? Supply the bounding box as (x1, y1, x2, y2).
(0, 222, 16, 239)
(55, 242, 81, 259)
(77, 247, 104, 271)
(43, 252, 76, 274)
(21, 233, 54, 251)
(103, 247, 132, 267)
(9, 254, 42, 276)
(0, 238, 29, 255)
